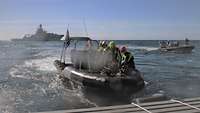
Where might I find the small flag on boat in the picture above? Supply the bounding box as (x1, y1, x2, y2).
(61, 29, 70, 41)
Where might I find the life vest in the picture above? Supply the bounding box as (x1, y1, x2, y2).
(107, 47, 121, 63)
(121, 51, 134, 64)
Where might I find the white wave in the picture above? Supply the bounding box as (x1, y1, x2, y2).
(9, 65, 34, 79)
(0, 89, 16, 113)
(33, 48, 71, 58)
(9, 66, 42, 81)
(144, 81, 149, 85)
(24, 56, 70, 72)
(9, 55, 70, 80)
(24, 57, 58, 71)
(33, 83, 47, 96)
(33, 50, 60, 58)
(76, 91, 98, 107)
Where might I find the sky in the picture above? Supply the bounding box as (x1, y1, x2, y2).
(0, 0, 200, 40)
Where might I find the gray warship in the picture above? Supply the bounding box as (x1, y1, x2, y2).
(12, 24, 63, 41)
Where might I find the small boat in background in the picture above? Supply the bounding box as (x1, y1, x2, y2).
(159, 38, 195, 53)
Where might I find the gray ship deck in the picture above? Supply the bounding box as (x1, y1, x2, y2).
(36, 97, 200, 113)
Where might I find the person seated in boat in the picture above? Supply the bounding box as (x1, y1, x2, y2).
(159, 41, 167, 48)
(107, 41, 121, 65)
(167, 40, 170, 46)
(95, 41, 108, 70)
(98, 41, 107, 52)
(169, 41, 179, 47)
(101, 41, 121, 76)
(167, 41, 173, 47)
(120, 46, 136, 75)
(174, 41, 179, 47)
(85, 39, 93, 50)
(185, 38, 189, 45)
(168, 41, 177, 47)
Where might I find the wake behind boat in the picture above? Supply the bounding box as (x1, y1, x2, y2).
(54, 30, 144, 93)
(159, 38, 195, 53)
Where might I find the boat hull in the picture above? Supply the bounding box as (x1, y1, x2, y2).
(59, 65, 144, 92)
(159, 45, 194, 53)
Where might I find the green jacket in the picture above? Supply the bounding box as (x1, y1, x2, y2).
(122, 52, 133, 62)
(121, 51, 135, 68)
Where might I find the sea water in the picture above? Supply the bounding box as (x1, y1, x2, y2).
(0, 40, 200, 113)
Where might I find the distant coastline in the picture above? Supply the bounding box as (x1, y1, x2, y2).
(12, 24, 64, 41)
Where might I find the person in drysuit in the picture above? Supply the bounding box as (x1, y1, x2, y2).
(98, 41, 107, 52)
(107, 41, 121, 64)
(120, 46, 136, 75)
(100, 41, 122, 76)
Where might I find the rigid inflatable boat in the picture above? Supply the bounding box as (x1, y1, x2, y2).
(159, 45, 194, 53)
(159, 40, 195, 53)
(54, 31, 144, 92)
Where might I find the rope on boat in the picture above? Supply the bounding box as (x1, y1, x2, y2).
(131, 102, 152, 113)
(171, 99, 200, 111)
